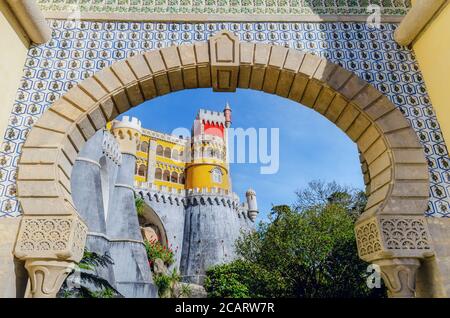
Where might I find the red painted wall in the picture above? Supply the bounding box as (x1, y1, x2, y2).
(203, 121, 224, 138)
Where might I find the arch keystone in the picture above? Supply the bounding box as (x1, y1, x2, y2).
(209, 31, 239, 92)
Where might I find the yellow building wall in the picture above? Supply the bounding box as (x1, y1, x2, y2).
(0, 2, 29, 145)
(413, 3, 450, 146)
(185, 163, 229, 190)
(136, 136, 186, 189)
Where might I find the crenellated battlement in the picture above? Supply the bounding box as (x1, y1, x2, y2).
(135, 183, 252, 217)
(197, 108, 226, 126)
(112, 116, 142, 132)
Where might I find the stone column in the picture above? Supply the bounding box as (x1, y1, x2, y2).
(14, 215, 88, 298)
(355, 214, 433, 298)
(375, 258, 421, 298)
(24, 260, 75, 298)
(146, 140, 157, 185)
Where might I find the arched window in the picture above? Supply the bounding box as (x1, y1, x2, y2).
(156, 145, 164, 156)
(140, 141, 149, 153)
(163, 170, 170, 182)
(179, 173, 185, 184)
(171, 171, 178, 183)
(179, 151, 184, 160)
(164, 147, 171, 158)
(211, 168, 222, 183)
(172, 149, 179, 160)
(206, 147, 213, 157)
(155, 168, 162, 180)
(138, 164, 147, 177)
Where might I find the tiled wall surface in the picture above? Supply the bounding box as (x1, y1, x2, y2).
(0, 20, 448, 218)
(36, 0, 411, 15)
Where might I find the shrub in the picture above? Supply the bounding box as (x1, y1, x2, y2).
(144, 239, 175, 266)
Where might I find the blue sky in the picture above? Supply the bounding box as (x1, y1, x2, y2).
(121, 88, 364, 219)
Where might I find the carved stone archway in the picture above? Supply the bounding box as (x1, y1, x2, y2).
(14, 30, 432, 298)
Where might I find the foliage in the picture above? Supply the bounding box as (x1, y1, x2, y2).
(58, 249, 122, 298)
(135, 194, 145, 217)
(293, 180, 367, 219)
(144, 239, 175, 266)
(180, 283, 192, 297)
(154, 273, 171, 297)
(154, 268, 191, 298)
(205, 181, 385, 298)
(204, 260, 286, 298)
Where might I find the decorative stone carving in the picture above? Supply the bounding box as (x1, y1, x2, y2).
(355, 215, 433, 262)
(380, 216, 431, 252)
(25, 259, 75, 298)
(374, 258, 421, 298)
(14, 215, 87, 262)
(355, 218, 383, 258)
(209, 31, 239, 92)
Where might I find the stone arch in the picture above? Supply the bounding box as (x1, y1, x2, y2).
(140, 203, 169, 248)
(13, 30, 432, 298)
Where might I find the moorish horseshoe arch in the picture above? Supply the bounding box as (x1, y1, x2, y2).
(13, 30, 432, 298)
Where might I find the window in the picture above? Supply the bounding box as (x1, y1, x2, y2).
(140, 141, 149, 153)
(156, 145, 164, 156)
(155, 168, 162, 180)
(179, 173, 185, 184)
(164, 147, 171, 158)
(211, 168, 222, 183)
(138, 164, 147, 177)
(171, 171, 178, 183)
(163, 170, 170, 181)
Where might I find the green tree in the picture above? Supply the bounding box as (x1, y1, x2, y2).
(205, 181, 385, 298)
(58, 249, 122, 298)
(205, 260, 287, 298)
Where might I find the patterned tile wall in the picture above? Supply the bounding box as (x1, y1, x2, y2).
(36, 0, 411, 16)
(0, 20, 449, 218)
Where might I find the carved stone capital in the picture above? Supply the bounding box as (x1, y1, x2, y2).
(374, 258, 421, 298)
(25, 259, 75, 298)
(14, 215, 87, 262)
(355, 214, 433, 262)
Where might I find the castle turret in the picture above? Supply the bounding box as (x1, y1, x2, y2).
(110, 116, 142, 156)
(224, 102, 232, 128)
(246, 188, 258, 222)
(185, 107, 230, 192)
